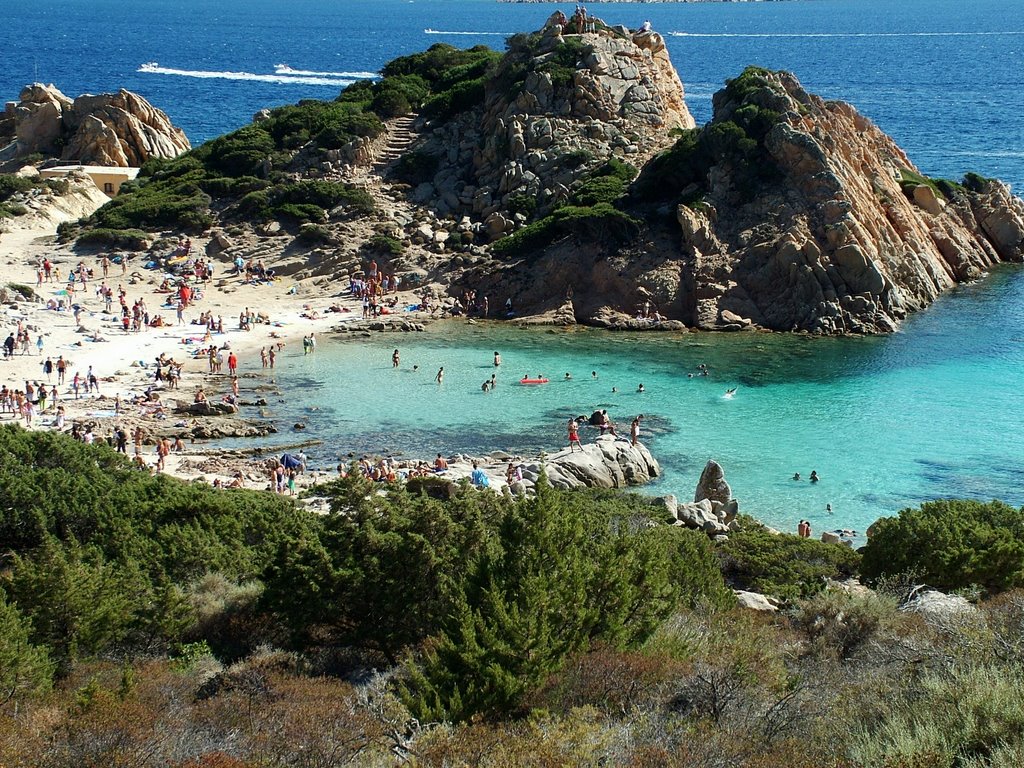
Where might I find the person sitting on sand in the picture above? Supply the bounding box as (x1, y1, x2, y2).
(194, 388, 207, 404)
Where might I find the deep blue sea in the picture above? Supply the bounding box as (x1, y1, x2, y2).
(3, 0, 1023, 535)
(3, 0, 1023, 190)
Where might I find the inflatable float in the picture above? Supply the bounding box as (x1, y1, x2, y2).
(519, 377, 550, 385)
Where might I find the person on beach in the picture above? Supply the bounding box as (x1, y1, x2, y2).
(435, 367, 444, 384)
(630, 414, 643, 446)
(506, 462, 523, 485)
(268, 347, 276, 369)
(260, 347, 268, 368)
(568, 417, 583, 452)
(227, 351, 238, 375)
(56, 356, 67, 384)
(42, 358, 53, 381)
(393, 349, 400, 368)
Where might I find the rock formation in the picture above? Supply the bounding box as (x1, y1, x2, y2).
(409, 16, 694, 224)
(529, 434, 661, 490)
(453, 67, 1024, 333)
(0, 84, 190, 167)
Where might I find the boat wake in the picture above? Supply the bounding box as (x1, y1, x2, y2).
(137, 62, 360, 87)
(424, 28, 507, 35)
(273, 64, 378, 78)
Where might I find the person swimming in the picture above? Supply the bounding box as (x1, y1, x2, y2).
(637, 383, 645, 392)
(810, 470, 820, 483)
(793, 472, 801, 480)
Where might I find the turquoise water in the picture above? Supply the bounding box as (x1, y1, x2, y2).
(260, 266, 1024, 538)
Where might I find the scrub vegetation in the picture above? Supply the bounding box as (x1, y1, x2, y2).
(2, 426, 1024, 765)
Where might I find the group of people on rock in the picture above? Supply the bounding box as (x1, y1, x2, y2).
(569, 411, 644, 451)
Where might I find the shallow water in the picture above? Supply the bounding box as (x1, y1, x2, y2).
(251, 265, 1024, 540)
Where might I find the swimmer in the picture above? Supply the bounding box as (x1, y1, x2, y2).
(591, 371, 597, 379)
(611, 387, 617, 393)
(482, 381, 490, 392)
(793, 472, 801, 481)
(724, 387, 737, 397)
(392, 349, 400, 368)
(565, 372, 572, 380)
(490, 373, 497, 388)
(637, 383, 645, 393)
(810, 470, 820, 483)
(494, 351, 501, 366)
(413, 365, 419, 372)
(826, 503, 832, 514)
(435, 367, 444, 384)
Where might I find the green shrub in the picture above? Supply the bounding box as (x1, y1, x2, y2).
(0, 174, 35, 201)
(0, 593, 53, 702)
(75, 228, 151, 250)
(273, 203, 326, 224)
(6, 283, 35, 300)
(297, 223, 333, 243)
(363, 233, 404, 255)
(507, 192, 538, 218)
(717, 519, 861, 601)
(571, 175, 626, 206)
(491, 203, 641, 258)
(633, 67, 784, 204)
(423, 77, 487, 121)
(861, 499, 1024, 594)
(393, 150, 439, 185)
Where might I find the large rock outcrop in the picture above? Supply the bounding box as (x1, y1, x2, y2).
(668, 69, 1024, 333)
(449, 68, 1024, 333)
(410, 16, 694, 223)
(0, 84, 190, 167)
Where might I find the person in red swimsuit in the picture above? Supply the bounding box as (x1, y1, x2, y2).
(568, 417, 582, 452)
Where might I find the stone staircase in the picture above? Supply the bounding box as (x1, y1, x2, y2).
(372, 114, 418, 177)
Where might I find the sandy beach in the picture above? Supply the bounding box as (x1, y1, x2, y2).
(0, 214, 386, 489)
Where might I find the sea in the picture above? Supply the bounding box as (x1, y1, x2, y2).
(2, 0, 1023, 536)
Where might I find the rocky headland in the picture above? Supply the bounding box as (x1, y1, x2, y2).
(0, 84, 190, 170)
(7, 16, 1023, 335)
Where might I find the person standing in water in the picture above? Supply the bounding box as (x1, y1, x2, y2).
(392, 349, 400, 368)
(436, 367, 444, 384)
(493, 351, 501, 366)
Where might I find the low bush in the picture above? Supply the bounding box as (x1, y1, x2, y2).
(792, 589, 899, 658)
(861, 499, 1024, 594)
(363, 233, 404, 255)
(393, 150, 439, 185)
(297, 223, 333, 243)
(717, 519, 861, 601)
(491, 203, 641, 258)
(75, 228, 151, 250)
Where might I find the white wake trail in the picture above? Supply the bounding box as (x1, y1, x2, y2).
(138, 63, 354, 87)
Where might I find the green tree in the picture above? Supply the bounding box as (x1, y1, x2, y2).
(0, 593, 53, 705)
(400, 478, 702, 722)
